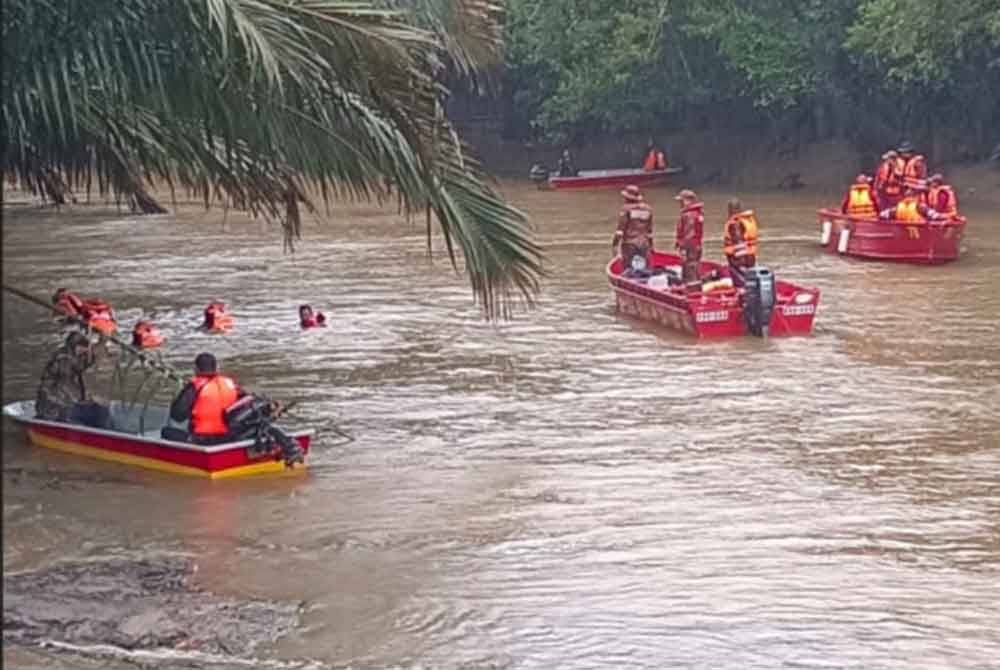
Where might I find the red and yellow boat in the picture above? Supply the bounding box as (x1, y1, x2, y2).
(607, 251, 820, 338)
(3, 401, 311, 479)
(817, 209, 966, 264)
(549, 167, 682, 191)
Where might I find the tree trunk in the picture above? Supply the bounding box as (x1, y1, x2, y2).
(40, 168, 68, 205)
(131, 183, 167, 214)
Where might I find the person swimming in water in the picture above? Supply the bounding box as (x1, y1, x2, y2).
(299, 304, 327, 329)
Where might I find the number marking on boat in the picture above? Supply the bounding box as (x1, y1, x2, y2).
(695, 310, 730, 323)
(783, 304, 815, 316)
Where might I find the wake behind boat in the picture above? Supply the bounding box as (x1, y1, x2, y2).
(3, 400, 312, 479)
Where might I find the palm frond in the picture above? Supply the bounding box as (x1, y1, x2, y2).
(1, 0, 543, 318)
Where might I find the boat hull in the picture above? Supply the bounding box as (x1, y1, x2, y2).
(817, 209, 966, 264)
(549, 167, 682, 191)
(607, 252, 819, 338)
(3, 401, 311, 479)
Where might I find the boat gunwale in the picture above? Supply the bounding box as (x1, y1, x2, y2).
(2, 401, 314, 454)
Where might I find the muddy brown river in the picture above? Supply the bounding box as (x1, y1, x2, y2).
(3, 179, 1000, 669)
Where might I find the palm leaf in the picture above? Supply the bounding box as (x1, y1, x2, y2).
(2, 0, 544, 318)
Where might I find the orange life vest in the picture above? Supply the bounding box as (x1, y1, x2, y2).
(82, 300, 117, 336)
(643, 150, 657, 171)
(927, 184, 958, 217)
(190, 374, 240, 436)
(884, 157, 907, 196)
(875, 160, 894, 189)
(846, 184, 878, 218)
(895, 197, 925, 224)
(132, 321, 164, 349)
(724, 210, 759, 258)
(204, 303, 234, 332)
(903, 155, 926, 189)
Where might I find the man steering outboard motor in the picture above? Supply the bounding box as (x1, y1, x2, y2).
(224, 395, 305, 467)
(742, 266, 776, 337)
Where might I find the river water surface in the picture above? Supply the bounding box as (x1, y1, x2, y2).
(3, 180, 999, 669)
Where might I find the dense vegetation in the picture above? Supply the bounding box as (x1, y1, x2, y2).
(501, 0, 1000, 154)
(1, 0, 543, 319)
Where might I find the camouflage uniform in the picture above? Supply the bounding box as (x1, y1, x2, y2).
(35, 348, 87, 421)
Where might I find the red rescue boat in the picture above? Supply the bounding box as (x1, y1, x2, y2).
(817, 209, 966, 264)
(607, 251, 820, 338)
(549, 167, 683, 191)
(3, 401, 311, 479)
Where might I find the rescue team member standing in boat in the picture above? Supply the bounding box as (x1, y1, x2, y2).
(35, 332, 111, 428)
(556, 148, 577, 177)
(673, 189, 704, 290)
(875, 150, 904, 208)
(166, 352, 245, 444)
(841, 174, 880, 219)
(643, 141, 668, 171)
(879, 187, 943, 223)
(613, 185, 654, 272)
(926, 174, 959, 218)
(897, 140, 927, 191)
(723, 198, 759, 288)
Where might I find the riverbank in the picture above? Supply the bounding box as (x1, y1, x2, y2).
(459, 124, 1000, 199)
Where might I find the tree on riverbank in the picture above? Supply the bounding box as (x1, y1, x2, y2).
(1, 0, 542, 319)
(501, 0, 1000, 155)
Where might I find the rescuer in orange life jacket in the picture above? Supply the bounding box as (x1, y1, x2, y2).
(879, 187, 944, 223)
(722, 198, 760, 288)
(613, 185, 654, 274)
(642, 140, 668, 172)
(925, 173, 959, 218)
(874, 150, 903, 208)
(164, 352, 247, 444)
(896, 140, 927, 192)
(840, 174, 880, 219)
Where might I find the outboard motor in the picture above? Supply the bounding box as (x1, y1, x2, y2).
(742, 266, 776, 337)
(529, 164, 550, 189)
(224, 395, 304, 466)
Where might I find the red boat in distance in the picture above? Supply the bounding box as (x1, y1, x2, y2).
(817, 209, 966, 264)
(549, 167, 682, 191)
(607, 251, 820, 338)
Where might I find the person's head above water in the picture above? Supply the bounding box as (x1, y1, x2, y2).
(194, 352, 217, 375)
(299, 304, 313, 320)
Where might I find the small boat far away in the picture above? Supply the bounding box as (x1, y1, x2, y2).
(546, 167, 683, 191)
(817, 209, 967, 264)
(607, 251, 820, 338)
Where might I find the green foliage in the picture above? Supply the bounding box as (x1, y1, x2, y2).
(2, 0, 543, 319)
(846, 0, 1000, 86)
(503, 0, 999, 147)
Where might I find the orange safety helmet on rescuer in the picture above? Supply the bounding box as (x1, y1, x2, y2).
(895, 197, 926, 224)
(190, 374, 240, 435)
(846, 184, 878, 218)
(724, 210, 759, 258)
